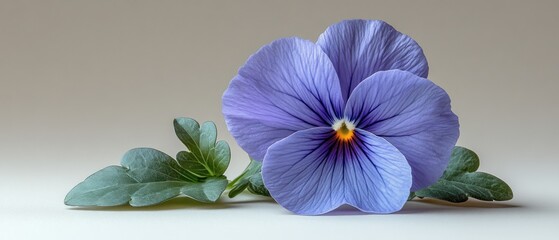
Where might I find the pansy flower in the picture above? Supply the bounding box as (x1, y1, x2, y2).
(222, 20, 459, 215)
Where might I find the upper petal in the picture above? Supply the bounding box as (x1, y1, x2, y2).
(345, 70, 459, 191)
(317, 19, 428, 101)
(222, 38, 345, 160)
(262, 127, 412, 215)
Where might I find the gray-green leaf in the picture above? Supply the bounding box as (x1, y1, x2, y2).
(65, 148, 228, 207)
(228, 158, 270, 198)
(412, 146, 513, 203)
(174, 118, 230, 177)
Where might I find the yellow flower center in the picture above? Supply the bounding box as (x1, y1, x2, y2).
(333, 120, 355, 142)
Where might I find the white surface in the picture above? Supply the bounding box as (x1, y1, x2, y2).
(1, 172, 557, 240)
(2, 1, 559, 239)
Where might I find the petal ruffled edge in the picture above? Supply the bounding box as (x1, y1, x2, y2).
(317, 19, 429, 101)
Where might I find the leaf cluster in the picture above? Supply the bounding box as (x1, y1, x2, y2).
(65, 118, 230, 207)
(410, 146, 513, 202)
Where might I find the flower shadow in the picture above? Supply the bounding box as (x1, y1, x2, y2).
(321, 199, 522, 216)
(398, 198, 523, 214)
(66, 194, 276, 212)
(322, 205, 371, 216)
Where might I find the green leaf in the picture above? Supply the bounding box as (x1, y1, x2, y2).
(174, 118, 230, 177)
(121, 147, 199, 182)
(413, 146, 513, 203)
(407, 192, 416, 201)
(246, 172, 270, 196)
(65, 148, 228, 207)
(228, 158, 270, 198)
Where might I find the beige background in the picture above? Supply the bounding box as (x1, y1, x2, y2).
(1, 0, 558, 239)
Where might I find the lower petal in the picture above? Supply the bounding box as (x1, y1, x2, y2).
(344, 129, 412, 213)
(262, 127, 411, 215)
(262, 127, 345, 215)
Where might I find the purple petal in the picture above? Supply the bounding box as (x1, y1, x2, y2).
(262, 127, 412, 215)
(345, 70, 459, 191)
(317, 19, 429, 101)
(222, 38, 344, 160)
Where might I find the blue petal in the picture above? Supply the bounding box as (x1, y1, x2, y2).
(345, 70, 459, 191)
(317, 19, 429, 101)
(223, 38, 345, 160)
(262, 127, 412, 215)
